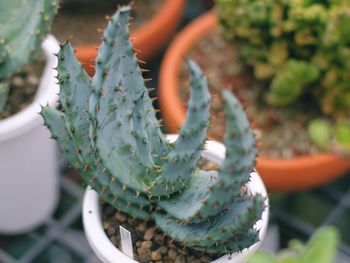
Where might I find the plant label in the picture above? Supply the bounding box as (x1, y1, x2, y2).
(119, 225, 134, 259)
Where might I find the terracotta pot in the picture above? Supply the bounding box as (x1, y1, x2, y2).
(76, 0, 185, 76)
(83, 135, 269, 263)
(159, 11, 350, 192)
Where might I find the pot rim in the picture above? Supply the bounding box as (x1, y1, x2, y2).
(0, 34, 59, 141)
(83, 135, 269, 263)
(130, 0, 185, 47)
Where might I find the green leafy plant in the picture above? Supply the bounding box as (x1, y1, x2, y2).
(215, 0, 350, 153)
(41, 5, 266, 254)
(248, 226, 339, 263)
(0, 0, 58, 111)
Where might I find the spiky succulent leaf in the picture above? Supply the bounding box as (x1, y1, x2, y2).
(155, 195, 264, 253)
(149, 60, 211, 196)
(41, 107, 152, 219)
(157, 170, 218, 222)
(57, 42, 92, 157)
(159, 89, 257, 222)
(89, 6, 169, 193)
(41, 107, 82, 170)
(193, 229, 259, 254)
(59, 41, 151, 212)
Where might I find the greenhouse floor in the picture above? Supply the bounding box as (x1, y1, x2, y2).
(0, 165, 99, 263)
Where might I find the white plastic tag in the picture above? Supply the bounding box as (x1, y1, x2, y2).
(119, 226, 134, 259)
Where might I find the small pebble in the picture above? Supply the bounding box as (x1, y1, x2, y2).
(103, 222, 110, 230)
(168, 243, 177, 249)
(127, 217, 135, 225)
(107, 227, 116, 236)
(168, 248, 178, 260)
(136, 241, 142, 248)
(175, 254, 186, 263)
(136, 223, 147, 232)
(157, 245, 168, 254)
(114, 212, 126, 222)
(187, 256, 195, 261)
(144, 227, 155, 241)
(282, 148, 293, 159)
(110, 221, 119, 229)
(26, 75, 39, 86)
(163, 256, 174, 263)
(11, 76, 25, 87)
(178, 248, 189, 255)
(141, 241, 153, 248)
(151, 251, 162, 261)
(200, 256, 211, 262)
(137, 247, 152, 262)
(154, 234, 165, 245)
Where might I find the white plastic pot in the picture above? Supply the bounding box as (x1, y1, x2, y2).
(0, 35, 60, 234)
(83, 135, 269, 263)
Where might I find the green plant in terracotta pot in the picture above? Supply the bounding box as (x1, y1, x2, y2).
(41, 5, 269, 261)
(215, 0, 350, 154)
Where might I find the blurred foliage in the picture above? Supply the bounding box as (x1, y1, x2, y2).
(215, 0, 350, 152)
(248, 226, 340, 263)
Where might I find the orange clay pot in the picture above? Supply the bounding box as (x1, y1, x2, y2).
(159, 11, 350, 192)
(76, 0, 185, 76)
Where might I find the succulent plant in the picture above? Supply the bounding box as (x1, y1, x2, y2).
(0, 0, 58, 111)
(215, 0, 350, 152)
(41, 5, 265, 254)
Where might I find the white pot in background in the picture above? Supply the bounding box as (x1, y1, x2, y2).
(0, 35, 60, 234)
(83, 135, 269, 263)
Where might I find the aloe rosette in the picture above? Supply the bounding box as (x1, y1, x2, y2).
(41, 5, 265, 254)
